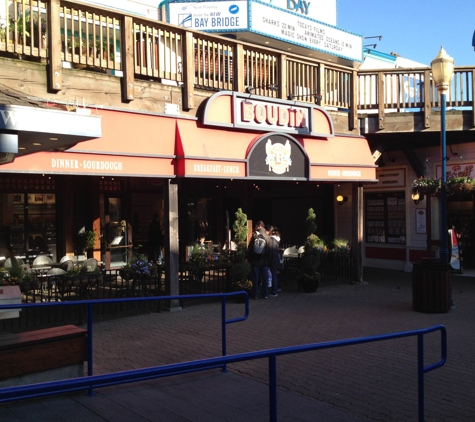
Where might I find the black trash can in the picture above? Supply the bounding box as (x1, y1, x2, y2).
(412, 259, 451, 313)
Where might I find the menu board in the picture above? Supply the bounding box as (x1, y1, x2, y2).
(365, 192, 406, 244)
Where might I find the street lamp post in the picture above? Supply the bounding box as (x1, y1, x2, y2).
(430, 47, 454, 264)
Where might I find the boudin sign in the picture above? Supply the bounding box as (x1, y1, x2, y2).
(202, 91, 334, 138)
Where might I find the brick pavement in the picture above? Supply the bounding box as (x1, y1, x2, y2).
(1, 267, 474, 421)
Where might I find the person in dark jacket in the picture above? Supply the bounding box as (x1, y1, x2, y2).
(247, 220, 272, 299)
(265, 225, 280, 297)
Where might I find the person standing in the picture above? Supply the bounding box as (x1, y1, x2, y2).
(247, 220, 272, 299)
(148, 213, 163, 265)
(266, 225, 280, 297)
(274, 229, 284, 292)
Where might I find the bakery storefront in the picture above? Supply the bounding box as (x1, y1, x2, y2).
(0, 91, 376, 269)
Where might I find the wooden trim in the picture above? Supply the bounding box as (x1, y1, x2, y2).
(377, 71, 385, 129)
(0, 325, 87, 380)
(164, 179, 180, 309)
(424, 69, 431, 128)
(182, 31, 195, 110)
(472, 70, 475, 128)
(277, 54, 286, 100)
(234, 44, 245, 93)
(350, 70, 358, 131)
(47, 0, 62, 92)
(318, 64, 325, 108)
(121, 16, 134, 102)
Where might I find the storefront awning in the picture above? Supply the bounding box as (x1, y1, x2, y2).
(301, 135, 377, 182)
(0, 107, 377, 182)
(176, 119, 377, 182)
(0, 84, 102, 164)
(0, 109, 177, 177)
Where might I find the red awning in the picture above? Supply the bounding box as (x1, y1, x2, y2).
(176, 119, 376, 181)
(0, 109, 376, 182)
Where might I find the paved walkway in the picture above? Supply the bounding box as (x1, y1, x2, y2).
(1, 267, 474, 421)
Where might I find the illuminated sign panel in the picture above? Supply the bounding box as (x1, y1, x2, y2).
(249, 2, 362, 61)
(167, 0, 362, 62)
(168, 1, 248, 30)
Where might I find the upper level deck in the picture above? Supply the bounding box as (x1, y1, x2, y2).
(1, 0, 474, 165)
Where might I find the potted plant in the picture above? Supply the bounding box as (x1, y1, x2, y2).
(229, 208, 251, 294)
(9, 10, 46, 47)
(299, 208, 321, 293)
(0, 24, 5, 43)
(74, 230, 97, 257)
(2, 259, 37, 292)
(446, 176, 475, 197)
(411, 177, 441, 196)
(121, 248, 152, 281)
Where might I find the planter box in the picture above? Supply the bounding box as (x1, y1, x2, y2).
(0, 286, 22, 319)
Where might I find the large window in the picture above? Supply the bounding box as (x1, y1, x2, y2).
(0, 193, 56, 262)
(365, 192, 406, 245)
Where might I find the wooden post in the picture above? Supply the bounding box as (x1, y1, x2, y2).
(426, 196, 432, 255)
(351, 183, 364, 283)
(277, 54, 286, 100)
(471, 70, 475, 128)
(377, 71, 385, 129)
(424, 69, 432, 128)
(47, 0, 62, 92)
(349, 69, 358, 131)
(121, 16, 135, 102)
(164, 179, 181, 310)
(234, 44, 245, 93)
(182, 31, 195, 110)
(318, 64, 325, 108)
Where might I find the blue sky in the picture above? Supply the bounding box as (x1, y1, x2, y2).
(337, 0, 475, 66)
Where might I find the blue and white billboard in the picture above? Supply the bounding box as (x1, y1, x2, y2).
(167, 0, 363, 62)
(169, 1, 248, 30)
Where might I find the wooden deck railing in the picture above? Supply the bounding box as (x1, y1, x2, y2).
(357, 67, 475, 129)
(1, 0, 474, 127)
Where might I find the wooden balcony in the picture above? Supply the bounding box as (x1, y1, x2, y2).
(0, 0, 474, 142)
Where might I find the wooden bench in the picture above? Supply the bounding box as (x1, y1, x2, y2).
(0, 325, 87, 387)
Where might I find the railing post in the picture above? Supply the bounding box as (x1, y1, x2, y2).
(350, 69, 358, 131)
(277, 54, 286, 100)
(377, 71, 385, 129)
(318, 63, 325, 108)
(87, 302, 95, 396)
(121, 15, 135, 102)
(471, 70, 475, 128)
(269, 355, 277, 422)
(424, 69, 431, 128)
(182, 31, 195, 110)
(417, 333, 425, 422)
(47, 0, 62, 92)
(221, 296, 228, 372)
(233, 43, 245, 93)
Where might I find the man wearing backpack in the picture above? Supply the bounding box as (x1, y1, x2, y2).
(247, 220, 272, 299)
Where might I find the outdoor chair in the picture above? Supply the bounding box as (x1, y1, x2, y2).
(82, 258, 98, 272)
(5, 258, 24, 268)
(33, 255, 53, 266)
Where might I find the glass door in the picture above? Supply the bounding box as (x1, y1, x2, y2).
(105, 197, 128, 268)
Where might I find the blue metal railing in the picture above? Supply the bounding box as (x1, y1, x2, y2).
(0, 291, 248, 387)
(0, 296, 445, 422)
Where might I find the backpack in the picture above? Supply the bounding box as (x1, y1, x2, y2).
(253, 232, 266, 256)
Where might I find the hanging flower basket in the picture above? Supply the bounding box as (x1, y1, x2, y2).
(446, 177, 475, 197)
(411, 178, 441, 196)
